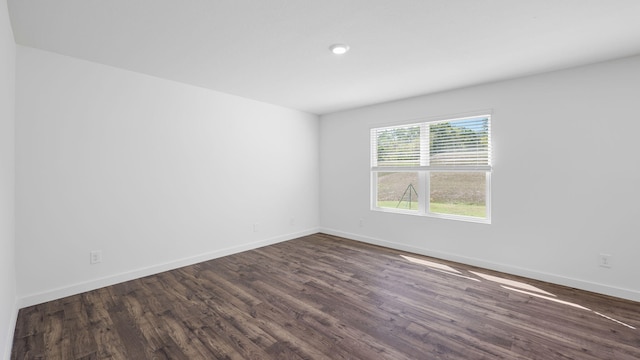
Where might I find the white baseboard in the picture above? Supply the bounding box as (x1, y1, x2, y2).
(2, 297, 18, 360)
(320, 227, 640, 303)
(17, 227, 639, 308)
(17, 228, 320, 309)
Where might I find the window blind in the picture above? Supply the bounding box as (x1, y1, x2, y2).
(372, 124, 421, 167)
(371, 116, 491, 170)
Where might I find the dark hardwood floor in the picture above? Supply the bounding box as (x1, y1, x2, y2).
(11, 233, 640, 359)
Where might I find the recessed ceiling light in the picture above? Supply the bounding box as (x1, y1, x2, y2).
(329, 44, 350, 55)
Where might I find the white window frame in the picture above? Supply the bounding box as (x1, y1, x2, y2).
(370, 114, 492, 224)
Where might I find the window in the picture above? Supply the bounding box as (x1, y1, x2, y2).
(371, 115, 491, 223)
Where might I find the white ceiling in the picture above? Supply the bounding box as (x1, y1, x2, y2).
(8, 0, 640, 115)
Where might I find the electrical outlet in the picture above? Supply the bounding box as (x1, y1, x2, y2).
(599, 253, 612, 268)
(290, 217, 295, 226)
(253, 223, 259, 232)
(359, 218, 364, 227)
(90, 250, 102, 264)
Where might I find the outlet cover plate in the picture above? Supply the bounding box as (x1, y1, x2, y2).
(599, 253, 612, 268)
(90, 250, 102, 264)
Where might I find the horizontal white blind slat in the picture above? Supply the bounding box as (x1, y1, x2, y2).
(372, 166, 492, 172)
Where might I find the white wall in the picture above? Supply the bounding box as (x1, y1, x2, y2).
(0, 1, 16, 358)
(15, 46, 320, 306)
(320, 55, 640, 301)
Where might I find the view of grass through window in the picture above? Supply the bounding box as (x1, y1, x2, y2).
(377, 172, 419, 210)
(376, 172, 486, 217)
(429, 172, 486, 217)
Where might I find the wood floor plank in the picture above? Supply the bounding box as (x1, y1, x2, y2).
(102, 285, 160, 359)
(81, 290, 129, 360)
(175, 272, 279, 356)
(42, 305, 71, 359)
(11, 233, 640, 359)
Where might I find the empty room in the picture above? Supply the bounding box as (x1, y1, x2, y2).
(2, 1, 640, 359)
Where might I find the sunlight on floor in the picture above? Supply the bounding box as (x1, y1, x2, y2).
(502, 285, 636, 329)
(594, 312, 636, 330)
(400, 255, 460, 273)
(399, 254, 637, 330)
(500, 285, 589, 310)
(400, 255, 480, 282)
(470, 271, 556, 297)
